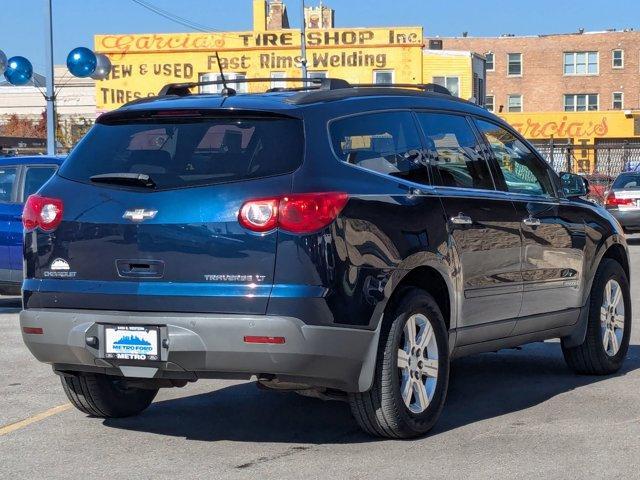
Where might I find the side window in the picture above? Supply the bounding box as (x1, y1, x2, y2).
(415, 113, 494, 190)
(23, 166, 57, 200)
(475, 119, 555, 197)
(330, 111, 429, 185)
(0, 167, 17, 203)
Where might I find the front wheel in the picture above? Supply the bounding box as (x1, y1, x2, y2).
(61, 373, 158, 418)
(562, 258, 631, 375)
(349, 288, 450, 439)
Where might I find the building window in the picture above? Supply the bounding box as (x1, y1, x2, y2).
(507, 94, 523, 112)
(507, 53, 522, 76)
(563, 52, 598, 75)
(485, 52, 494, 71)
(485, 95, 495, 112)
(612, 49, 624, 69)
(199, 72, 247, 93)
(373, 70, 394, 84)
(270, 71, 286, 89)
(613, 92, 624, 110)
(564, 94, 599, 112)
(432, 76, 460, 97)
(308, 71, 327, 79)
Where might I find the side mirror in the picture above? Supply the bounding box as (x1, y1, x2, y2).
(560, 172, 588, 198)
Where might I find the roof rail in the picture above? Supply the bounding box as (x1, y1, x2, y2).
(351, 83, 452, 95)
(158, 77, 351, 97)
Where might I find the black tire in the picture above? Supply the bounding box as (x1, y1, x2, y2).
(349, 288, 450, 439)
(562, 258, 631, 375)
(60, 373, 158, 418)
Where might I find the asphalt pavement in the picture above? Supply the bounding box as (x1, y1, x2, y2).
(2, 240, 640, 479)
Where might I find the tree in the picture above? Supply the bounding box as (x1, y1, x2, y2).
(0, 112, 46, 138)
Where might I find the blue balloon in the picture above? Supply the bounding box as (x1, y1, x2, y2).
(66, 47, 96, 78)
(3, 56, 33, 86)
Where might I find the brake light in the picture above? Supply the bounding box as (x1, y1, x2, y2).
(239, 192, 348, 234)
(23, 195, 64, 232)
(605, 192, 634, 207)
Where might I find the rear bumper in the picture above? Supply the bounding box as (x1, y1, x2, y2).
(608, 208, 640, 232)
(20, 309, 380, 393)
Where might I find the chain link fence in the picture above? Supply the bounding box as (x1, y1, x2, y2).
(531, 140, 640, 204)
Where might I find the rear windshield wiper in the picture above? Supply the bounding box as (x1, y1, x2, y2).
(90, 173, 157, 189)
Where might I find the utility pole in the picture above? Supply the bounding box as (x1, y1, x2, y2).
(44, 0, 56, 155)
(300, 0, 307, 78)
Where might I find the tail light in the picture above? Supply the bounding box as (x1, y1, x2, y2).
(605, 192, 634, 208)
(239, 192, 348, 234)
(23, 195, 64, 232)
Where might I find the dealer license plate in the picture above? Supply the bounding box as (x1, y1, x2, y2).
(104, 325, 160, 361)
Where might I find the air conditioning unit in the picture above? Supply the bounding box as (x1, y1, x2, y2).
(428, 39, 443, 50)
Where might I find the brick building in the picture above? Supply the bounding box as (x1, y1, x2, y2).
(428, 30, 640, 114)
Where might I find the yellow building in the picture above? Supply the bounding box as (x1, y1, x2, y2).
(94, 0, 485, 111)
(501, 111, 640, 173)
(423, 50, 486, 103)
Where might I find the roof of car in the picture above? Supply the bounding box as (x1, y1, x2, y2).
(113, 88, 492, 120)
(0, 155, 65, 166)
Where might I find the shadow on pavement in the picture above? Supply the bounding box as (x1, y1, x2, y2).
(0, 296, 21, 314)
(103, 342, 640, 443)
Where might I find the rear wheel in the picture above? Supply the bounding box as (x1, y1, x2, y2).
(562, 258, 631, 375)
(60, 373, 158, 418)
(349, 288, 449, 438)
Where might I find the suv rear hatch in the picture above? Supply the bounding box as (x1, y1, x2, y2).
(23, 109, 303, 314)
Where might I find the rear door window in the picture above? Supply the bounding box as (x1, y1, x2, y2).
(415, 113, 495, 191)
(613, 174, 640, 189)
(23, 166, 57, 200)
(59, 113, 304, 190)
(329, 111, 430, 185)
(0, 167, 17, 203)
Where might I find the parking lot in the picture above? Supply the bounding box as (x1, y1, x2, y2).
(1, 240, 639, 479)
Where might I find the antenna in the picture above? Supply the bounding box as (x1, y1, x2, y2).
(213, 51, 235, 96)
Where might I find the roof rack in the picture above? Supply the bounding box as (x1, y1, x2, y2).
(158, 77, 351, 97)
(350, 83, 452, 95)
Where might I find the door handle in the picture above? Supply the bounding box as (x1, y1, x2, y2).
(450, 214, 473, 225)
(523, 216, 542, 227)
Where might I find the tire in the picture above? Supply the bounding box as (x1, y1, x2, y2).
(60, 373, 158, 418)
(349, 288, 450, 439)
(562, 258, 631, 375)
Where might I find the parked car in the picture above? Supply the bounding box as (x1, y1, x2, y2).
(20, 79, 631, 439)
(605, 171, 640, 233)
(0, 156, 63, 294)
(585, 173, 614, 205)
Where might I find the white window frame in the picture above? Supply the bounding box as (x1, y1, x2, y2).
(612, 49, 624, 69)
(432, 76, 460, 97)
(270, 71, 287, 90)
(373, 69, 395, 84)
(507, 53, 522, 77)
(612, 92, 624, 110)
(564, 93, 599, 112)
(199, 72, 247, 93)
(563, 52, 599, 76)
(308, 71, 328, 79)
(485, 95, 495, 112)
(485, 52, 495, 72)
(507, 94, 523, 112)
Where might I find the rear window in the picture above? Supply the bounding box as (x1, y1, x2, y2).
(613, 174, 640, 190)
(59, 114, 303, 190)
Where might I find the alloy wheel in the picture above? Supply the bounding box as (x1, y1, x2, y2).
(600, 279, 625, 356)
(397, 313, 439, 414)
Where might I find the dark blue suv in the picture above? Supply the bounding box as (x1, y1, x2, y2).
(20, 79, 631, 438)
(0, 156, 62, 294)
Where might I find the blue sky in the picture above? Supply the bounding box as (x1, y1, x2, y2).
(2, 0, 638, 74)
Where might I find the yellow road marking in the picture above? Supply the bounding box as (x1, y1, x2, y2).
(0, 404, 71, 436)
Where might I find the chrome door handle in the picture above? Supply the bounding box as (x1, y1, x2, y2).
(523, 216, 541, 227)
(450, 214, 473, 225)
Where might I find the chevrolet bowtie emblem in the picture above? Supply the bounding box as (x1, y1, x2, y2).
(123, 209, 158, 222)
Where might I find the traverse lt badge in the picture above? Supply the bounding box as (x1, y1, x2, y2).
(123, 208, 158, 223)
